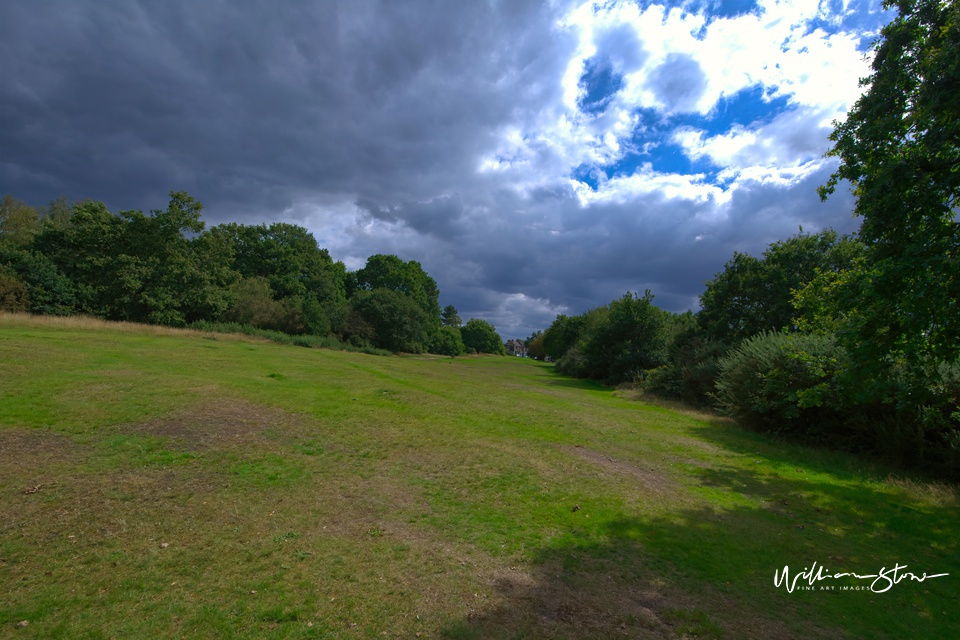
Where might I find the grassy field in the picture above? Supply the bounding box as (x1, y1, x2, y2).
(1, 313, 957, 639)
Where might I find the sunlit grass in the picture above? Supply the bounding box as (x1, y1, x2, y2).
(1, 313, 957, 639)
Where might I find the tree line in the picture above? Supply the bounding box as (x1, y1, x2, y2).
(534, 0, 959, 479)
(0, 191, 506, 357)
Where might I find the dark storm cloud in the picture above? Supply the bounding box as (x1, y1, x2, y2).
(1, 0, 572, 218)
(406, 162, 860, 336)
(2, 0, 872, 338)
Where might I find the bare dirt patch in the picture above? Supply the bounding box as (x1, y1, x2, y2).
(0, 429, 84, 460)
(472, 563, 674, 638)
(453, 554, 823, 640)
(123, 399, 303, 450)
(561, 445, 677, 497)
(0, 430, 85, 495)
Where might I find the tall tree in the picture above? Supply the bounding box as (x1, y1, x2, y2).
(430, 325, 466, 357)
(441, 304, 462, 328)
(461, 318, 505, 354)
(581, 291, 669, 384)
(350, 288, 432, 353)
(33, 191, 235, 325)
(352, 254, 441, 324)
(819, 0, 959, 368)
(210, 221, 346, 334)
(211, 222, 345, 304)
(542, 314, 586, 361)
(0, 195, 39, 248)
(699, 230, 862, 344)
(32, 199, 125, 317)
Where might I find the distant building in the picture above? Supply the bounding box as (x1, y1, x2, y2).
(504, 339, 527, 357)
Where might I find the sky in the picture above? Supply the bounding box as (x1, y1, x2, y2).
(1, 0, 894, 339)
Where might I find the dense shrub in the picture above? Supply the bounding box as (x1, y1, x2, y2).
(644, 329, 728, 406)
(188, 320, 390, 355)
(555, 345, 587, 378)
(429, 325, 466, 356)
(715, 332, 846, 439)
(848, 362, 960, 479)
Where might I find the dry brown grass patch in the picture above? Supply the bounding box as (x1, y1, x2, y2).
(561, 444, 678, 497)
(121, 398, 304, 451)
(0, 311, 267, 343)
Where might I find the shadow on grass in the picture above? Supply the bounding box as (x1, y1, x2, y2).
(439, 509, 820, 640)
(543, 378, 615, 392)
(441, 428, 960, 640)
(540, 368, 614, 394)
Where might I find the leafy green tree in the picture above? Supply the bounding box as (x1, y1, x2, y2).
(819, 0, 959, 369)
(429, 325, 466, 356)
(40, 195, 72, 229)
(526, 330, 545, 360)
(699, 230, 862, 344)
(542, 314, 585, 361)
(697, 252, 764, 344)
(461, 318, 505, 354)
(352, 254, 441, 323)
(0, 265, 29, 311)
(0, 196, 39, 248)
(209, 222, 346, 336)
(350, 288, 432, 353)
(580, 291, 670, 384)
(212, 222, 345, 305)
(0, 245, 77, 315)
(441, 304, 462, 328)
(32, 199, 125, 317)
(110, 191, 236, 325)
(33, 192, 235, 325)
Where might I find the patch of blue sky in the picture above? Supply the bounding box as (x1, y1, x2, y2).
(676, 85, 793, 134)
(611, 140, 721, 179)
(678, 0, 760, 21)
(571, 86, 789, 189)
(572, 141, 722, 190)
(572, 163, 604, 190)
(800, 0, 894, 52)
(578, 57, 624, 115)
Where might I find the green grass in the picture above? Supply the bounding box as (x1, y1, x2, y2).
(1, 313, 957, 638)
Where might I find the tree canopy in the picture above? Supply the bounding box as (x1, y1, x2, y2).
(461, 318, 505, 354)
(351, 254, 441, 324)
(698, 230, 862, 345)
(1, 190, 450, 354)
(441, 304, 462, 328)
(819, 0, 959, 367)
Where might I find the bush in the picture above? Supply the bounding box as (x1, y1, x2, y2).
(555, 345, 588, 378)
(645, 334, 728, 407)
(188, 320, 391, 355)
(848, 361, 960, 479)
(715, 332, 846, 439)
(429, 325, 465, 356)
(715, 332, 960, 479)
(0, 265, 29, 312)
